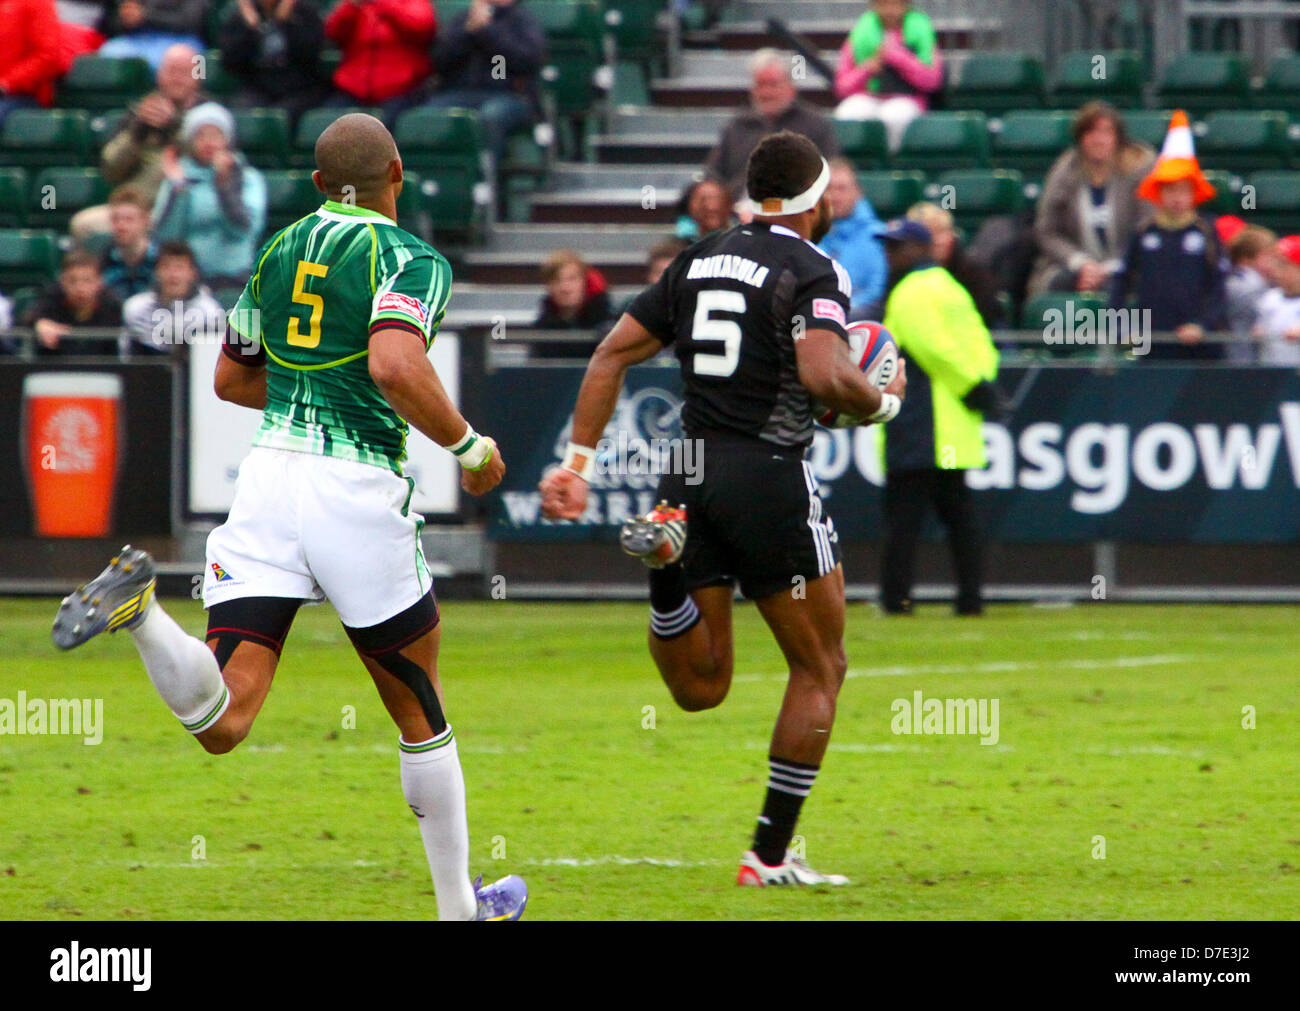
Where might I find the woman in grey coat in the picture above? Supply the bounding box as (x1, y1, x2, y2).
(1027, 102, 1156, 299)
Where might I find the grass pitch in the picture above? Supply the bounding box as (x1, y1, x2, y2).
(0, 597, 1296, 920)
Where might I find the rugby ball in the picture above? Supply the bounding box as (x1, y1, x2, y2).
(814, 321, 899, 428)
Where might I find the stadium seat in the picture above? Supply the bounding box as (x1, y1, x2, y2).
(0, 109, 93, 169)
(0, 229, 61, 290)
(1156, 52, 1250, 114)
(946, 53, 1046, 112)
(1122, 109, 1177, 150)
(604, 0, 665, 71)
(261, 170, 325, 233)
(1050, 50, 1144, 109)
(1255, 54, 1300, 112)
(58, 55, 153, 111)
(89, 111, 127, 152)
(0, 168, 27, 227)
(895, 112, 989, 171)
(992, 110, 1073, 176)
(833, 119, 888, 169)
(1245, 171, 1300, 233)
(231, 108, 291, 170)
(7, 284, 42, 324)
(200, 49, 239, 99)
(1020, 291, 1109, 359)
(1196, 111, 1291, 172)
(291, 107, 382, 169)
(28, 168, 110, 232)
(931, 169, 1026, 234)
(854, 170, 926, 219)
(391, 108, 488, 234)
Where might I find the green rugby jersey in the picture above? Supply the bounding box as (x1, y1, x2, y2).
(225, 199, 452, 473)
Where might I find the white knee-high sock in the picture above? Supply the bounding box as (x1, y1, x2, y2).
(400, 728, 477, 921)
(128, 600, 229, 733)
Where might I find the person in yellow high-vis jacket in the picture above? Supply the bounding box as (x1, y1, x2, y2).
(877, 219, 1002, 615)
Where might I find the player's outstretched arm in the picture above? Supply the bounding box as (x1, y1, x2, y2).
(369, 326, 506, 495)
(539, 313, 664, 520)
(796, 327, 906, 424)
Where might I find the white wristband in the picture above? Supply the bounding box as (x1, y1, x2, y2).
(868, 393, 901, 424)
(446, 426, 492, 470)
(560, 441, 597, 482)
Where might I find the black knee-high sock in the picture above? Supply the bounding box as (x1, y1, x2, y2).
(649, 563, 699, 639)
(752, 756, 819, 866)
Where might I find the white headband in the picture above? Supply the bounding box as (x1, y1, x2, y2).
(748, 158, 831, 217)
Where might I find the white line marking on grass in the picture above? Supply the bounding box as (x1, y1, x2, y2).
(522, 856, 724, 868)
(733, 654, 1194, 684)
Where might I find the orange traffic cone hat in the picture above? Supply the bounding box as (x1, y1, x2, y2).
(1137, 110, 1216, 205)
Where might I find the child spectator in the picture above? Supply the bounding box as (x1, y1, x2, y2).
(833, 0, 943, 152)
(325, 0, 436, 125)
(219, 0, 331, 127)
(100, 185, 159, 302)
(1256, 235, 1300, 368)
(1224, 224, 1276, 364)
(429, 0, 546, 169)
(818, 157, 886, 319)
(1109, 111, 1226, 360)
(0, 0, 62, 127)
(152, 102, 268, 287)
(533, 248, 614, 358)
(647, 237, 688, 286)
(24, 249, 123, 357)
(122, 240, 225, 355)
(98, 0, 208, 71)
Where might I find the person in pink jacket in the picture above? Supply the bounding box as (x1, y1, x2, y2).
(834, 0, 943, 152)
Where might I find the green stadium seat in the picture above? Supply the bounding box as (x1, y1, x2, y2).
(7, 285, 42, 324)
(28, 168, 110, 232)
(1245, 171, 1300, 233)
(854, 170, 926, 219)
(391, 108, 488, 234)
(610, 59, 649, 107)
(533, 0, 605, 47)
(231, 108, 290, 170)
(0, 229, 61, 290)
(1255, 54, 1300, 112)
(946, 53, 1045, 112)
(833, 118, 888, 169)
(1050, 50, 1144, 109)
(895, 112, 989, 171)
(290, 107, 382, 169)
(1156, 52, 1250, 113)
(89, 111, 127, 152)
(604, 0, 665, 71)
(200, 49, 239, 98)
(1020, 291, 1108, 359)
(261, 170, 325, 233)
(1196, 111, 1291, 172)
(992, 110, 1073, 175)
(931, 169, 1026, 234)
(0, 109, 93, 169)
(58, 55, 153, 111)
(0, 168, 28, 227)
(1199, 169, 1241, 215)
(1122, 109, 1177, 150)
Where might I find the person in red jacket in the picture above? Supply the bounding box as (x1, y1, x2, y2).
(0, 0, 62, 126)
(324, 0, 437, 126)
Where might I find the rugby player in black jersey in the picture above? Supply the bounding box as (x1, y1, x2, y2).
(539, 131, 907, 886)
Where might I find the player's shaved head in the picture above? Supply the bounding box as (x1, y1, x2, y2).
(314, 114, 400, 202)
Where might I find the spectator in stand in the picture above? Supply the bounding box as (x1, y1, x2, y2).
(74, 43, 212, 241)
(647, 237, 688, 285)
(1256, 235, 1300, 368)
(429, 0, 546, 169)
(532, 248, 614, 358)
(0, 0, 62, 128)
(906, 201, 1004, 329)
(833, 0, 943, 153)
(818, 157, 886, 319)
(24, 249, 123, 357)
(675, 176, 734, 241)
(98, 0, 209, 72)
(57, 2, 113, 32)
(1223, 224, 1276, 364)
(1028, 102, 1155, 300)
(122, 240, 225, 356)
(100, 185, 158, 302)
(152, 102, 267, 287)
(0, 287, 14, 354)
(705, 49, 839, 200)
(1109, 111, 1226, 360)
(325, 0, 436, 126)
(219, 0, 330, 127)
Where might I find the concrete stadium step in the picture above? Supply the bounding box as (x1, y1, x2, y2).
(712, 0, 1007, 51)
(650, 77, 834, 108)
(467, 224, 675, 284)
(528, 163, 696, 224)
(441, 283, 640, 328)
(592, 106, 731, 163)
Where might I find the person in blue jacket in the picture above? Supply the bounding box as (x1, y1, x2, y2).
(817, 156, 887, 319)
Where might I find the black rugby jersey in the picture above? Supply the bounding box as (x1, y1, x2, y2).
(626, 220, 852, 449)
